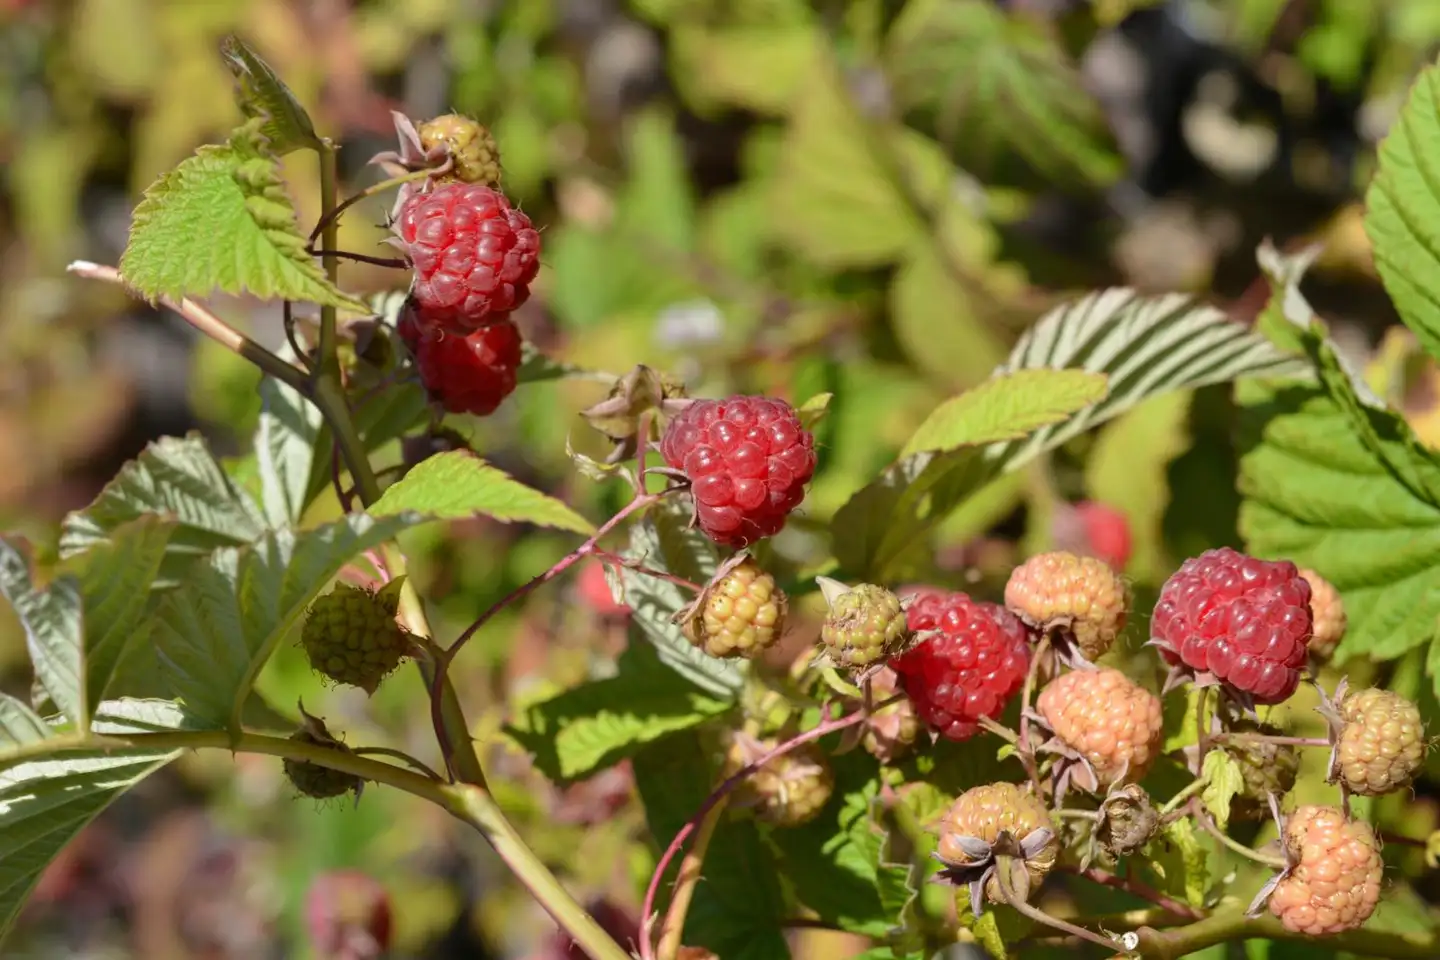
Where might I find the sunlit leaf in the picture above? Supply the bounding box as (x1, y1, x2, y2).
(370, 451, 594, 535)
(219, 35, 321, 156)
(0, 542, 84, 730)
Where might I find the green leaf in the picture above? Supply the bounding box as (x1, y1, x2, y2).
(632, 731, 788, 960)
(618, 504, 745, 698)
(504, 645, 732, 784)
(0, 542, 84, 730)
(886, 0, 1123, 188)
(769, 759, 891, 937)
(1364, 55, 1440, 366)
(255, 366, 322, 529)
(0, 695, 180, 945)
(219, 35, 320, 156)
(1238, 248, 1440, 673)
(370, 451, 594, 535)
(1145, 817, 1210, 908)
(833, 289, 1307, 579)
(119, 121, 366, 311)
(519, 339, 610, 385)
(58, 516, 174, 705)
(145, 512, 421, 732)
(671, 24, 820, 115)
(59, 433, 268, 587)
(1200, 750, 1244, 833)
(889, 240, 1009, 388)
(901, 369, 1108, 457)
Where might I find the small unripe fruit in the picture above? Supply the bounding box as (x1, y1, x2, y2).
(724, 735, 834, 828)
(861, 666, 920, 763)
(301, 580, 411, 694)
(936, 782, 1057, 907)
(283, 710, 363, 802)
(1036, 668, 1163, 791)
(1005, 550, 1128, 662)
(417, 113, 502, 187)
(682, 559, 787, 658)
(1226, 720, 1300, 821)
(1096, 784, 1158, 859)
(1332, 687, 1426, 796)
(1300, 568, 1347, 661)
(818, 579, 911, 671)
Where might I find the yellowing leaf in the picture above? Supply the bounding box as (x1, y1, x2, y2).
(1201, 749, 1244, 833)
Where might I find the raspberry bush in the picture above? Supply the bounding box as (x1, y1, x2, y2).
(5, 17, 1440, 960)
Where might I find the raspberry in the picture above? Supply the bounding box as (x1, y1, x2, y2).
(576, 561, 631, 620)
(1226, 719, 1299, 821)
(417, 114, 502, 187)
(890, 591, 1031, 742)
(396, 183, 540, 332)
(935, 782, 1057, 907)
(1300, 568, 1347, 661)
(818, 580, 911, 671)
(1054, 500, 1133, 571)
(1004, 551, 1128, 663)
(1095, 784, 1158, 859)
(1035, 668, 1163, 792)
(1261, 806, 1383, 935)
(412, 317, 523, 416)
(682, 558, 787, 658)
(283, 711, 363, 801)
(300, 581, 411, 694)
(1151, 547, 1313, 706)
(861, 666, 920, 763)
(660, 396, 817, 547)
(1330, 687, 1426, 797)
(724, 735, 834, 828)
(304, 870, 393, 960)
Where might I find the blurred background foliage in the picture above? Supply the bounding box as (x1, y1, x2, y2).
(3, 0, 1440, 957)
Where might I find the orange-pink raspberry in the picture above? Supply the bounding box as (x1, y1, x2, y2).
(660, 396, 817, 548)
(1266, 806, 1382, 935)
(1036, 668, 1163, 789)
(890, 590, 1031, 742)
(936, 782, 1057, 905)
(1004, 550, 1128, 662)
(396, 182, 540, 333)
(1151, 547, 1312, 705)
(1300, 568, 1347, 661)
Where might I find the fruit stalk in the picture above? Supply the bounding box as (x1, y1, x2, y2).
(1132, 907, 1440, 960)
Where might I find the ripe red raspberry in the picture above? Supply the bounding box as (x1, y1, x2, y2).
(412, 318, 523, 416)
(1054, 500, 1133, 571)
(660, 396, 817, 548)
(936, 782, 1057, 907)
(304, 870, 392, 960)
(1300, 568, 1347, 661)
(1036, 668, 1164, 792)
(1329, 687, 1426, 797)
(576, 561, 630, 620)
(1004, 551, 1128, 663)
(1258, 806, 1383, 935)
(890, 591, 1031, 741)
(1151, 547, 1313, 706)
(395, 182, 540, 332)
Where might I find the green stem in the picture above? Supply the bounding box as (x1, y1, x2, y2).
(1190, 799, 1287, 869)
(312, 374, 382, 505)
(308, 166, 435, 247)
(1158, 776, 1208, 816)
(1134, 906, 1440, 960)
(317, 139, 341, 382)
(445, 784, 633, 960)
(656, 795, 728, 960)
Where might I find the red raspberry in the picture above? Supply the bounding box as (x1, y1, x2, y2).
(303, 870, 393, 960)
(890, 591, 1031, 741)
(1054, 500, 1133, 571)
(395, 182, 540, 332)
(412, 318, 523, 416)
(660, 396, 817, 548)
(576, 561, 631, 620)
(1151, 547, 1313, 705)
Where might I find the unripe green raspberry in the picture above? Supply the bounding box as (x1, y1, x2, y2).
(861, 666, 920, 763)
(417, 114, 502, 187)
(1227, 720, 1300, 821)
(301, 580, 411, 694)
(1004, 551, 1128, 662)
(818, 579, 911, 671)
(683, 559, 787, 659)
(723, 734, 833, 828)
(936, 782, 1057, 906)
(283, 710, 363, 801)
(1332, 687, 1426, 796)
(1300, 568, 1347, 661)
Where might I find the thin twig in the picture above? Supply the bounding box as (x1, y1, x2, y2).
(992, 861, 1125, 953)
(1189, 799, 1287, 870)
(307, 166, 436, 245)
(656, 795, 729, 960)
(591, 548, 703, 593)
(310, 248, 408, 268)
(1017, 636, 1048, 794)
(1158, 777, 1209, 817)
(1064, 865, 1205, 921)
(351, 745, 444, 781)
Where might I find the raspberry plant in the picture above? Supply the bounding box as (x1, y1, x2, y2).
(6, 26, 1440, 960)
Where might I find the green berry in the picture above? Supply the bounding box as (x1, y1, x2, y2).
(819, 580, 910, 671)
(283, 710, 363, 801)
(300, 580, 411, 694)
(724, 734, 834, 828)
(417, 114, 502, 187)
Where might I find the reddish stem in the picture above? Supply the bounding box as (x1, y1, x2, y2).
(1065, 866, 1205, 921)
(591, 547, 703, 593)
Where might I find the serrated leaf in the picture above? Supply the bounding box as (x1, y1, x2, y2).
(119, 122, 365, 311)
(833, 288, 1307, 579)
(504, 645, 732, 784)
(1200, 750, 1244, 833)
(617, 513, 743, 698)
(59, 433, 268, 587)
(0, 541, 85, 731)
(1364, 55, 1440, 366)
(1146, 817, 1210, 908)
(370, 451, 594, 535)
(632, 732, 787, 959)
(219, 35, 320, 156)
(0, 695, 181, 944)
(887, 0, 1122, 188)
(901, 369, 1108, 457)
(145, 512, 421, 731)
(255, 367, 322, 528)
(1238, 249, 1440, 673)
(57, 516, 174, 705)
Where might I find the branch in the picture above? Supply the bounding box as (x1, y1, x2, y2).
(1134, 905, 1440, 960)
